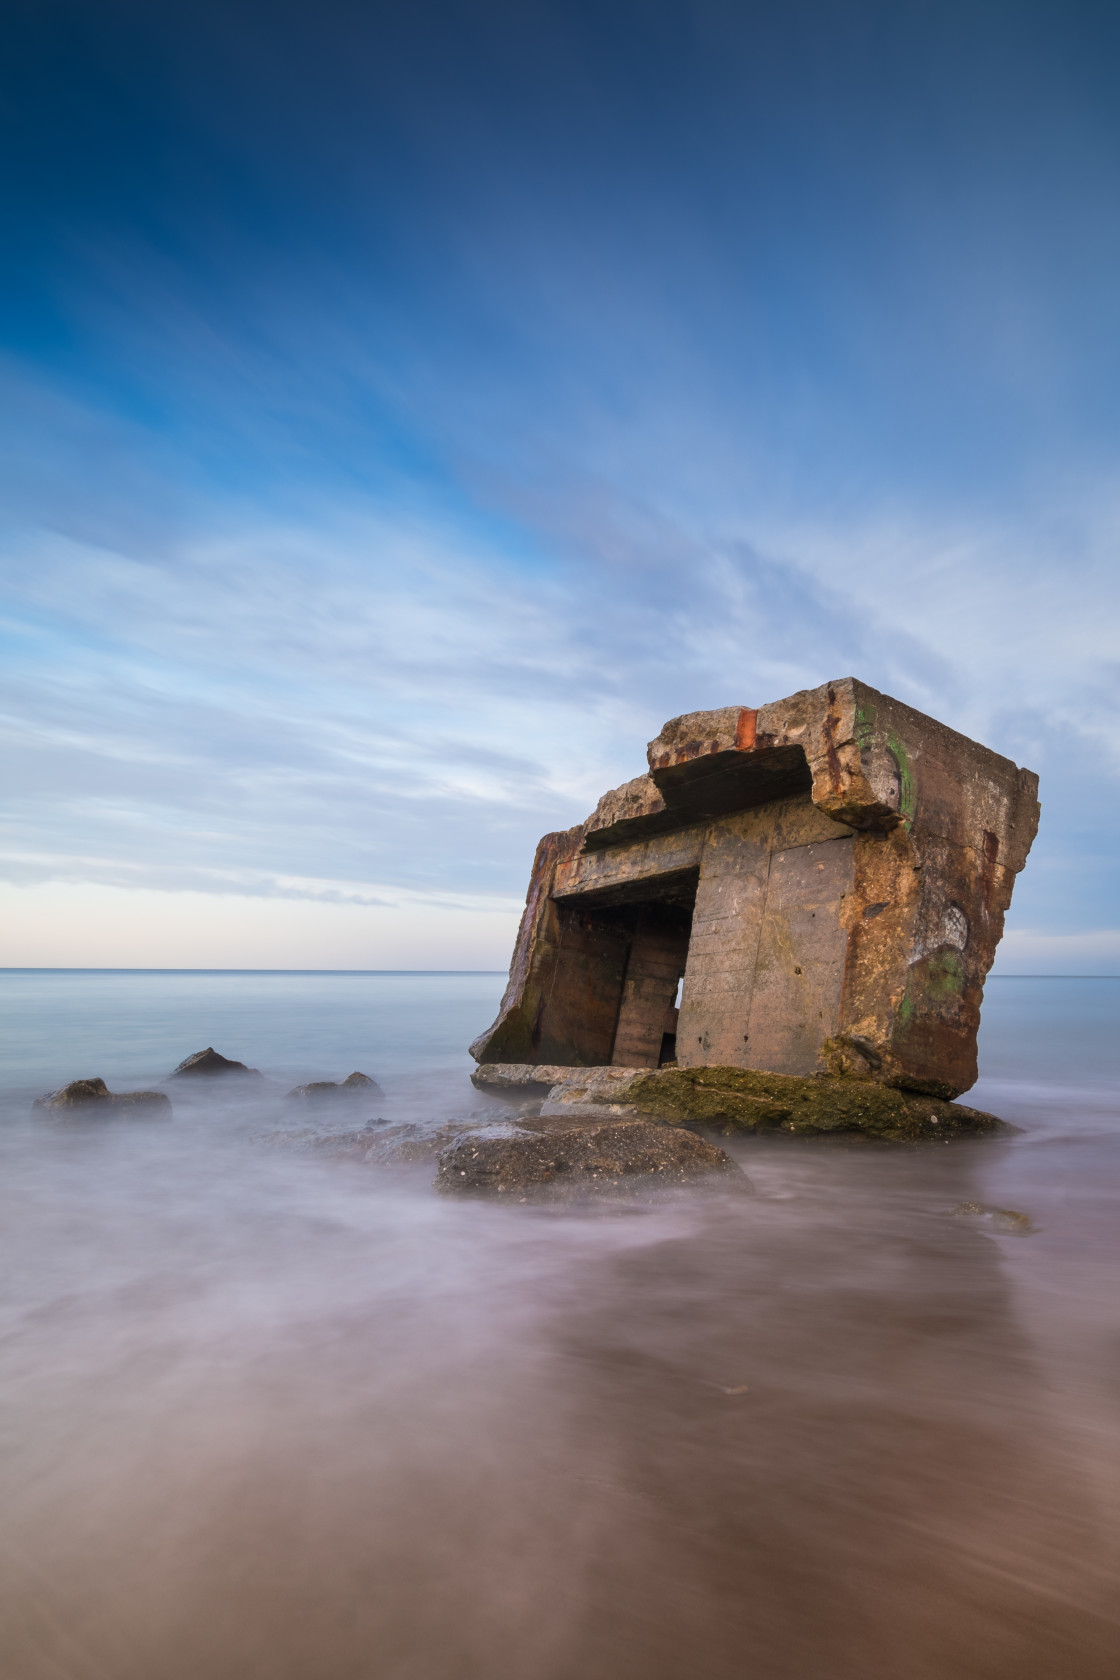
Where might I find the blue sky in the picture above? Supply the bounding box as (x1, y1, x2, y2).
(2, 0, 1119, 967)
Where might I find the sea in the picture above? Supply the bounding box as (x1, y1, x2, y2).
(1, 969, 1118, 1680)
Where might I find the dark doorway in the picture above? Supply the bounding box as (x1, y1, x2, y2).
(536, 871, 697, 1069)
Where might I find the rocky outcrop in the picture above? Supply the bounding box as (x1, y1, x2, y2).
(33, 1078, 171, 1117)
(478, 1062, 1007, 1144)
(435, 1117, 741, 1195)
(286, 1071, 384, 1102)
(169, 1047, 262, 1079)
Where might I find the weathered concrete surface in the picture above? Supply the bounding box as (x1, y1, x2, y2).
(33, 1078, 171, 1117)
(435, 1117, 741, 1195)
(471, 679, 1039, 1099)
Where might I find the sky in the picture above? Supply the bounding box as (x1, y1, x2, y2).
(2, 0, 1119, 969)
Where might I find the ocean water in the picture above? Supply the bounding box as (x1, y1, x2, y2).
(1, 971, 1118, 1679)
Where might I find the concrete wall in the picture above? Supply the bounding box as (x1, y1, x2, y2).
(678, 796, 854, 1073)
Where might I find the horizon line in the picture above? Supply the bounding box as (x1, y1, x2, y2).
(0, 968, 1118, 979)
(0, 967, 509, 975)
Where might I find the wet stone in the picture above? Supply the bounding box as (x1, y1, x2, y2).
(33, 1078, 171, 1118)
(954, 1201, 1035, 1234)
(435, 1117, 742, 1196)
(286, 1072, 385, 1103)
(169, 1047, 263, 1079)
(609, 1064, 1007, 1143)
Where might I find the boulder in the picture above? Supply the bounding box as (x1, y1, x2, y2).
(435, 1117, 742, 1195)
(530, 1063, 1008, 1144)
(169, 1047, 262, 1079)
(33, 1078, 171, 1117)
(286, 1072, 385, 1103)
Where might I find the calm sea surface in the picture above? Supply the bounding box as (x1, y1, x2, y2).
(1, 971, 1118, 1679)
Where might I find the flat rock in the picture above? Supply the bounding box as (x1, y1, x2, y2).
(169, 1047, 262, 1079)
(33, 1078, 171, 1117)
(471, 1063, 621, 1095)
(286, 1071, 385, 1102)
(435, 1117, 742, 1195)
(530, 1064, 1008, 1143)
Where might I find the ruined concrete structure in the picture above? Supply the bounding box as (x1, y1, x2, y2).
(471, 679, 1040, 1099)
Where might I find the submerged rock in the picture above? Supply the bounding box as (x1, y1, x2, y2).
(256, 1119, 475, 1165)
(532, 1063, 1008, 1144)
(954, 1201, 1035, 1234)
(33, 1078, 171, 1117)
(435, 1117, 741, 1195)
(286, 1072, 385, 1103)
(169, 1047, 262, 1079)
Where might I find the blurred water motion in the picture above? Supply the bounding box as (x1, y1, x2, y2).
(1, 974, 1118, 1679)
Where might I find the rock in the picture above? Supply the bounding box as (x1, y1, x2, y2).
(954, 1201, 1035, 1234)
(169, 1047, 262, 1079)
(435, 1117, 742, 1195)
(470, 1063, 585, 1096)
(535, 1064, 1008, 1144)
(286, 1072, 385, 1103)
(33, 1078, 171, 1117)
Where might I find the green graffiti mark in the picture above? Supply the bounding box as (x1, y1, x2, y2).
(888, 730, 917, 828)
(855, 701, 875, 757)
(898, 950, 966, 1034)
(925, 949, 966, 1000)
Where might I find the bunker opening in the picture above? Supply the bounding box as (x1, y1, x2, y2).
(537, 868, 698, 1069)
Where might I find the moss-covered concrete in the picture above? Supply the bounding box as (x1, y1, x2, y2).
(616, 1064, 1006, 1142)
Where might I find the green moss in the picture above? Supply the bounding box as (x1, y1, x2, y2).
(619, 1065, 1004, 1143)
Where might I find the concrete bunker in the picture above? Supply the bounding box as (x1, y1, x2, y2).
(472, 679, 1040, 1100)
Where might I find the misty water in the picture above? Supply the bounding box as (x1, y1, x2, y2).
(1, 971, 1118, 1679)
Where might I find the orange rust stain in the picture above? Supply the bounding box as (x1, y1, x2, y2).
(735, 708, 758, 752)
(822, 685, 844, 794)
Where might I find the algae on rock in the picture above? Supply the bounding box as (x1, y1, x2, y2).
(617, 1065, 1005, 1142)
